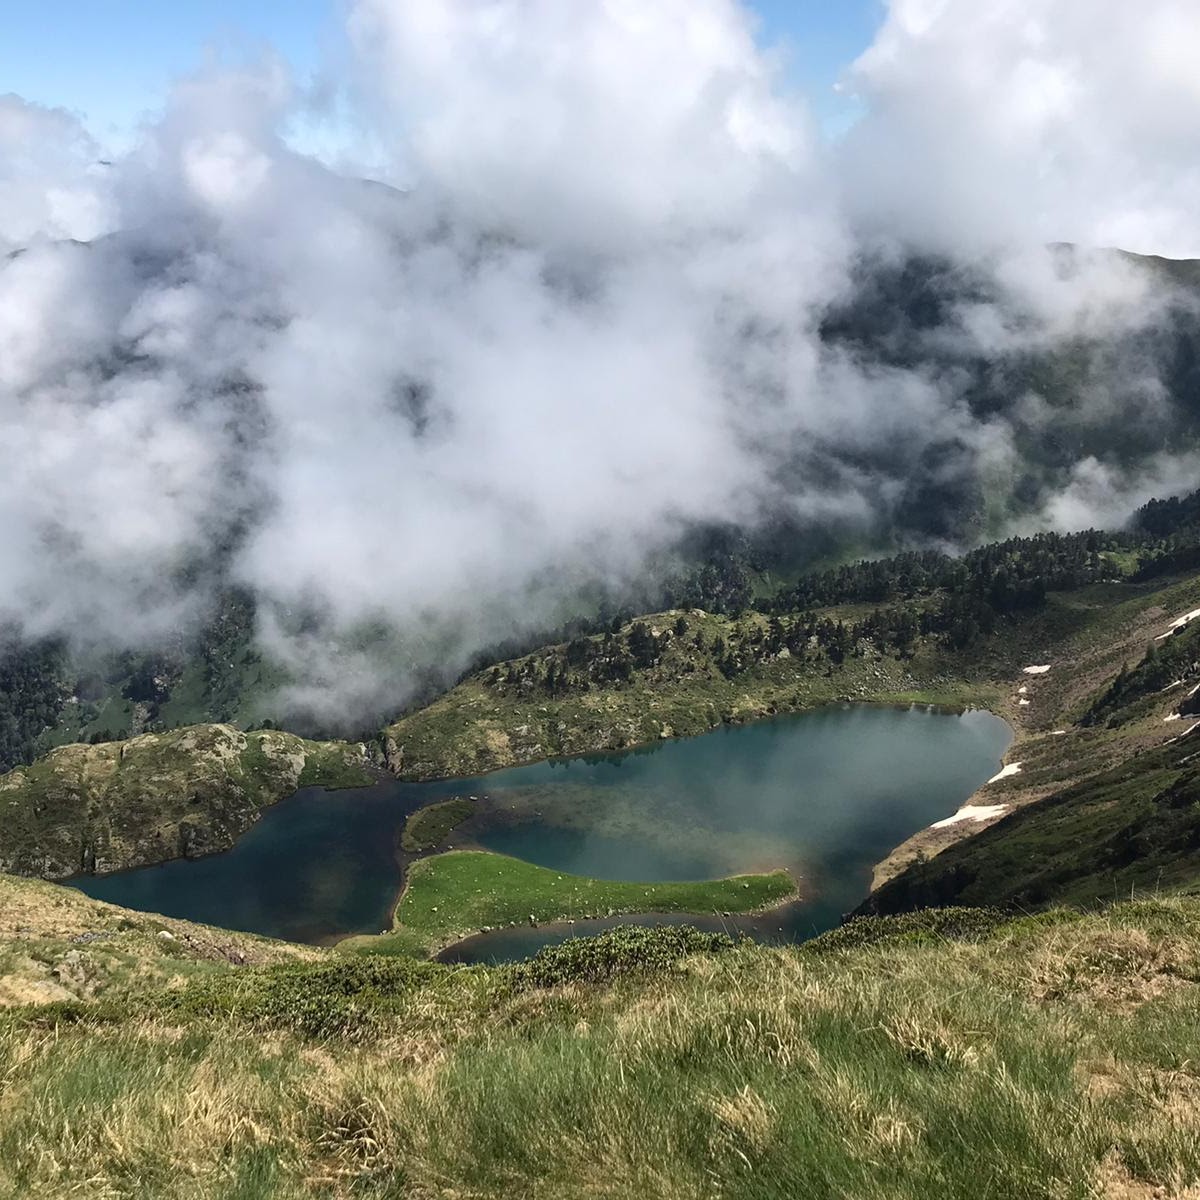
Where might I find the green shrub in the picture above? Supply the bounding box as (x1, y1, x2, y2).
(0, 999, 127, 1031)
(803, 906, 1012, 955)
(166, 956, 446, 1039)
(507, 924, 736, 991)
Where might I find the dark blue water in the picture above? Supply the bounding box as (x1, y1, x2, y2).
(71, 705, 1010, 951)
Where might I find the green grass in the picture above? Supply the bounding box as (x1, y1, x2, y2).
(399, 797, 476, 852)
(35, 619, 291, 754)
(1100, 548, 1143, 576)
(2, 895, 1200, 1197)
(381, 850, 797, 953)
(40, 693, 137, 748)
(293, 739, 376, 790)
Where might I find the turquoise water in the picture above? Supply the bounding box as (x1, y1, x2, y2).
(72, 705, 1011, 951)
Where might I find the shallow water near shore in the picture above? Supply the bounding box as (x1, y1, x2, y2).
(72, 704, 1011, 951)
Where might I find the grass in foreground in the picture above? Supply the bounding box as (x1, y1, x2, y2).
(2, 898, 1200, 1197)
(353, 850, 797, 955)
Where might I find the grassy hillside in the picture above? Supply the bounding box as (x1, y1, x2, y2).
(863, 736, 1200, 916)
(0, 725, 375, 879)
(381, 606, 1001, 781)
(1, 877, 1198, 1198)
(863, 599, 1200, 916)
(0, 873, 317, 1007)
(869, 568, 1200, 885)
(380, 523, 1200, 784)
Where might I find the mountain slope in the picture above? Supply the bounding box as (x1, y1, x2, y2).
(862, 737, 1200, 915)
(862, 605, 1200, 916)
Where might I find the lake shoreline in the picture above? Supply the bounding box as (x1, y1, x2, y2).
(52, 698, 1001, 888)
(388, 696, 999, 784)
(68, 703, 1011, 954)
(325, 698, 1012, 955)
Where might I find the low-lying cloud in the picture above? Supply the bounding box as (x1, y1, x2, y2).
(1, 0, 1198, 725)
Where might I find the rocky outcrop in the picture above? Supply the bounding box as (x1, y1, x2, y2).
(0, 725, 375, 879)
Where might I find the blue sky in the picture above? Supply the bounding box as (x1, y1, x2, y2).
(751, 0, 884, 131)
(0, 0, 883, 146)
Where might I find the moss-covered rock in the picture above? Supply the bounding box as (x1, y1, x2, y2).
(0, 725, 375, 879)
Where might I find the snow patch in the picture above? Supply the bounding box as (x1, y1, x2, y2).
(932, 804, 1009, 829)
(1050, 730, 1067, 736)
(1017, 685, 1028, 695)
(1023, 665, 1051, 675)
(1018, 698, 1031, 706)
(986, 762, 1023, 785)
(1164, 713, 1182, 722)
(1156, 608, 1200, 640)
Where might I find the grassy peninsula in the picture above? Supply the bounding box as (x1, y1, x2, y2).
(1, 873, 1198, 1198)
(399, 796, 476, 852)
(345, 850, 796, 956)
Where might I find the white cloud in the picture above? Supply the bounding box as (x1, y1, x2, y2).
(1035, 453, 1200, 533)
(346, 0, 824, 250)
(843, 0, 1200, 256)
(0, 95, 114, 251)
(0, 1, 1198, 725)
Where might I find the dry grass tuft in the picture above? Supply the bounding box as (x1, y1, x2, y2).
(1096, 1149, 1200, 1199)
(706, 1085, 775, 1152)
(1029, 925, 1198, 1006)
(880, 1012, 983, 1069)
